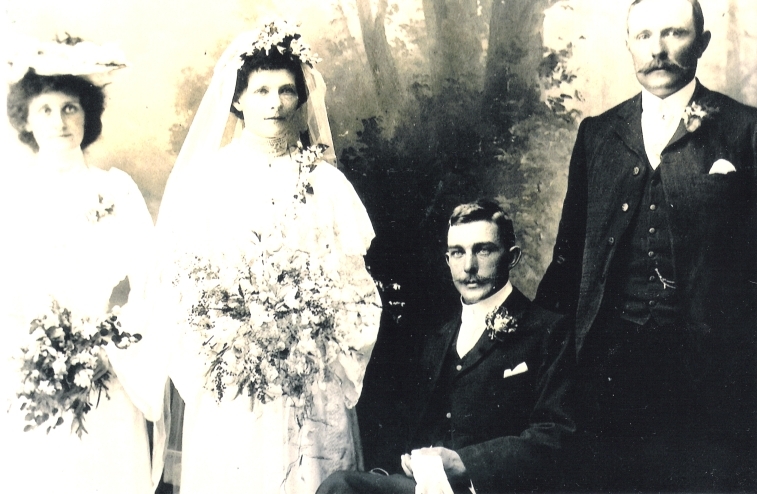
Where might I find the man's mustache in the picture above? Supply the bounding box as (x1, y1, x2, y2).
(641, 60, 687, 74)
(459, 277, 488, 285)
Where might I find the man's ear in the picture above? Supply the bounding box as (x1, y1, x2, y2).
(445, 252, 451, 267)
(508, 246, 522, 270)
(697, 30, 711, 58)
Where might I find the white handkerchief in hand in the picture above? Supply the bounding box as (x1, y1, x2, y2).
(411, 450, 454, 494)
(709, 159, 736, 174)
(503, 361, 528, 379)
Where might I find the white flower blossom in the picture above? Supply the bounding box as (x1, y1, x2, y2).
(52, 356, 68, 376)
(241, 20, 321, 67)
(23, 379, 37, 394)
(80, 321, 100, 339)
(38, 380, 56, 395)
(73, 369, 93, 388)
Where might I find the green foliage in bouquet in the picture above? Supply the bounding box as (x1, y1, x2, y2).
(182, 234, 379, 426)
(18, 301, 142, 437)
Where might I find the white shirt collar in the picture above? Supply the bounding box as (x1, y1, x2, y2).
(461, 281, 513, 320)
(457, 281, 513, 358)
(641, 78, 696, 117)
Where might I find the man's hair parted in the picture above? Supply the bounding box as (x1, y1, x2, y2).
(448, 199, 516, 250)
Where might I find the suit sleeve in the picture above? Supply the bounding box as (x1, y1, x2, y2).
(455, 314, 576, 492)
(534, 118, 591, 315)
(748, 119, 757, 286)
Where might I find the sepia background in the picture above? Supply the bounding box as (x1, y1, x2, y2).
(4, 0, 757, 475)
(4, 0, 756, 295)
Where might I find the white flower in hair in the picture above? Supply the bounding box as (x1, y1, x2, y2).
(7, 33, 128, 85)
(242, 20, 322, 67)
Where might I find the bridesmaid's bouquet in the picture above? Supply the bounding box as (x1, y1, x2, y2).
(179, 233, 378, 424)
(17, 302, 141, 437)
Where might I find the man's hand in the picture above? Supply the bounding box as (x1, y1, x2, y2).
(426, 447, 467, 480)
(401, 447, 468, 480)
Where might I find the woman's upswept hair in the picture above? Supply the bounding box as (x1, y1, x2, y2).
(449, 199, 517, 250)
(7, 70, 105, 151)
(230, 47, 309, 120)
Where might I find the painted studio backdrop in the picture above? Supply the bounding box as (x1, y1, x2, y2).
(4, 0, 757, 479)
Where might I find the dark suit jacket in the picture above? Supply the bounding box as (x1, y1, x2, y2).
(409, 287, 574, 493)
(535, 81, 757, 488)
(536, 81, 756, 351)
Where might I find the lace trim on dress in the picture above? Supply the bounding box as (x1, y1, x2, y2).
(238, 131, 298, 157)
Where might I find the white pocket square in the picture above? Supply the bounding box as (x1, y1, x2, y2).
(709, 159, 736, 174)
(503, 362, 528, 379)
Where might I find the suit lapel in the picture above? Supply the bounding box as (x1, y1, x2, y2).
(457, 288, 532, 374)
(664, 81, 707, 151)
(665, 119, 689, 151)
(613, 93, 647, 161)
(660, 83, 719, 199)
(425, 316, 460, 393)
(413, 316, 459, 426)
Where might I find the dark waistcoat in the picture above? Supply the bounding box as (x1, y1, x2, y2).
(608, 164, 678, 326)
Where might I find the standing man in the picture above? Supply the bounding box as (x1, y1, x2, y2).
(536, 0, 756, 491)
(318, 199, 573, 494)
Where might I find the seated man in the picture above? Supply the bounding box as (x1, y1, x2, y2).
(318, 199, 574, 494)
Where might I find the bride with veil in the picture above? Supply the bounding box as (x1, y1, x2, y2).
(153, 20, 381, 493)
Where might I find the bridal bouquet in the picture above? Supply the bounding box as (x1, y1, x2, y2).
(17, 302, 141, 437)
(180, 233, 378, 424)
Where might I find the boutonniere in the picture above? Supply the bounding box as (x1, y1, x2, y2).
(292, 142, 328, 204)
(86, 194, 115, 223)
(682, 101, 718, 133)
(485, 305, 518, 341)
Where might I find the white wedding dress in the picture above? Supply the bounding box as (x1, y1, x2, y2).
(0, 152, 161, 494)
(155, 135, 381, 494)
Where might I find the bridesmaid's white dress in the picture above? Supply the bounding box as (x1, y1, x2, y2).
(0, 152, 161, 494)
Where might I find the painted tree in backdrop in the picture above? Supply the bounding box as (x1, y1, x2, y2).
(164, 0, 579, 468)
(343, 0, 577, 468)
(160, 0, 756, 478)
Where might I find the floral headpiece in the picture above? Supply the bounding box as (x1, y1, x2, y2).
(241, 20, 321, 68)
(7, 33, 128, 85)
